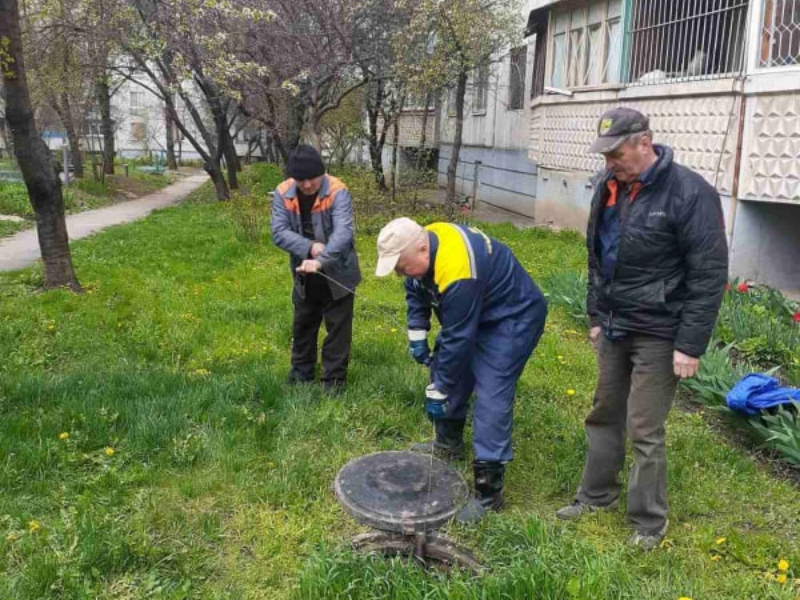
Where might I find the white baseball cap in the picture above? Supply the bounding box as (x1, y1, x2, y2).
(375, 217, 425, 277)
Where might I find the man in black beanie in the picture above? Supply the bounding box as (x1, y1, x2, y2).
(271, 144, 361, 393)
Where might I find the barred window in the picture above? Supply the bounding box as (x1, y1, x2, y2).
(626, 0, 748, 85)
(472, 64, 490, 113)
(508, 46, 527, 110)
(760, 0, 800, 67)
(549, 0, 622, 89)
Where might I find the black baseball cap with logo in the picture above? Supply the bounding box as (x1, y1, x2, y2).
(588, 107, 650, 153)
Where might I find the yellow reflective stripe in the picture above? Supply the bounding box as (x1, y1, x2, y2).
(426, 223, 474, 293)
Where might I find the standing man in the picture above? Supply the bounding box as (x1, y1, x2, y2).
(271, 144, 361, 394)
(375, 218, 548, 524)
(556, 108, 728, 550)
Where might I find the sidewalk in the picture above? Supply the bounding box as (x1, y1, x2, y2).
(0, 172, 208, 272)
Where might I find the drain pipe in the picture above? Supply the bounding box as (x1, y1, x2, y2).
(728, 90, 747, 249)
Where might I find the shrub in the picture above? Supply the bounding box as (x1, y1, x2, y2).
(750, 402, 800, 466)
(542, 271, 588, 327)
(242, 163, 284, 198)
(227, 191, 271, 244)
(680, 342, 756, 407)
(70, 178, 113, 198)
(715, 281, 800, 368)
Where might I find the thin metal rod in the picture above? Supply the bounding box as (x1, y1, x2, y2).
(629, 2, 747, 33)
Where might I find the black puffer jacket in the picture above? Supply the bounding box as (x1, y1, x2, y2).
(586, 145, 729, 358)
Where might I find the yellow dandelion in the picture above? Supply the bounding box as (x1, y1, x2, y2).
(715, 537, 726, 545)
(391, 328, 398, 333)
(776, 573, 788, 584)
(778, 559, 789, 572)
(710, 555, 722, 562)
(105, 447, 115, 457)
(566, 389, 576, 396)
(678, 597, 693, 600)
(27, 520, 41, 534)
(59, 432, 69, 441)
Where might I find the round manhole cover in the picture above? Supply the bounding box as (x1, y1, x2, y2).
(334, 451, 469, 533)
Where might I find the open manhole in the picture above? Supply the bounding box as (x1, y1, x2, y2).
(334, 451, 482, 572)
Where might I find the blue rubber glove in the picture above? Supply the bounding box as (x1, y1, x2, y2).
(408, 330, 430, 365)
(425, 384, 448, 419)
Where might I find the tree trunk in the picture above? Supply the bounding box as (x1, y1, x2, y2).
(412, 91, 432, 210)
(1, 0, 80, 291)
(366, 80, 387, 190)
(220, 128, 239, 189)
(446, 70, 468, 215)
(206, 163, 230, 200)
(0, 118, 15, 166)
(390, 103, 401, 203)
(286, 95, 306, 153)
(60, 92, 84, 179)
(165, 104, 178, 170)
(95, 73, 115, 175)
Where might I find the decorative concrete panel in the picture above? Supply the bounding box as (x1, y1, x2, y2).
(741, 93, 800, 204)
(628, 96, 740, 195)
(530, 102, 613, 174)
(529, 95, 740, 194)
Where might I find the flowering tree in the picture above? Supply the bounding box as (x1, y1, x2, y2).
(394, 0, 521, 210)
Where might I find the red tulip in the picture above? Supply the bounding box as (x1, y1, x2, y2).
(793, 312, 800, 323)
(725, 283, 731, 291)
(737, 282, 748, 293)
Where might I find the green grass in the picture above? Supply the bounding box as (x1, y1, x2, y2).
(0, 179, 798, 599)
(0, 220, 26, 237)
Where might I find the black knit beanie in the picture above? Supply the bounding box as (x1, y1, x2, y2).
(287, 144, 325, 180)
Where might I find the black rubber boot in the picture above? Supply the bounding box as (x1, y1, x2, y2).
(455, 461, 505, 524)
(410, 418, 466, 460)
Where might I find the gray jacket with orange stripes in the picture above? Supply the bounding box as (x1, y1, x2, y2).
(271, 175, 361, 300)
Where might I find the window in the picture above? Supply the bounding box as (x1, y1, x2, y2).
(508, 46, 527, 110)
(472, 64, 489, 113)
(550, 1, 621, 88)
(130, 122, 147, 141)
(405, 92, 435, 111)
(130, 90, 145, 109)
(760, 0, 800, 67)
(528, 9, 549, 99)
(626, 0, 748, 84)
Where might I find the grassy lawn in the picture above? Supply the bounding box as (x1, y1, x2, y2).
(0, 180, 798, 600)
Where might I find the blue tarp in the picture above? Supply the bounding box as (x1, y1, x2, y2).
(726, 374, 800, 417)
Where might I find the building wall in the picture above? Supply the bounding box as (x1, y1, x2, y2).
(382, 110, 438, 149)
(523, 0, 799, 291)
(526, 69, 799, 290)
(437, 145, 538, 217)
(731, 200, 800, 294)
(435, 6, 540, 213)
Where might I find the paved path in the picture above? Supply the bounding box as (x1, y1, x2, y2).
(0, 172, 208, 272)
